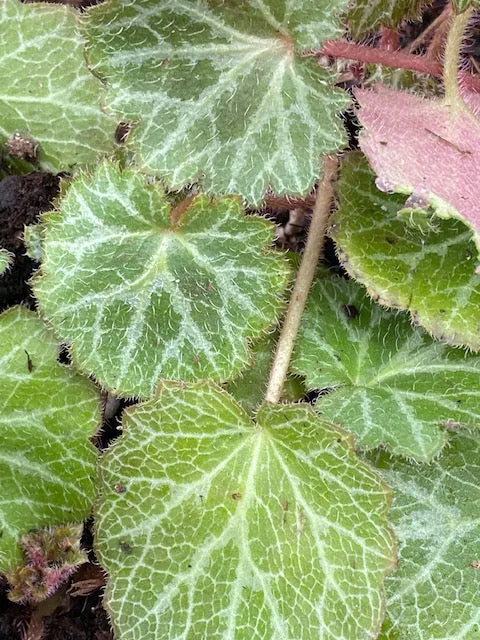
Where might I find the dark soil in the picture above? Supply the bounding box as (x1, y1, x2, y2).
(0, 172, 59, 312)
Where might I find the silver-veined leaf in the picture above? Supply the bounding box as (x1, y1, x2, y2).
(0, 0, 116, 172)
(292, 271, 480, 461)
(34, 163, 290, 398)
(83, 0, 349, 203)
(96, 382, 395, 640)
(371, 432, 480, 639)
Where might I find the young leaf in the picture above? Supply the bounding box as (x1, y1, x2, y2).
(83, 0, 349, 203)
(347, 0, 427, 38)
(225, 333, 305, 414)
(356, 85, 480, 254)
(0, 248, 13, 275)
(331, 153, 480, 350)
(369, 431, 480, 639)
(34, 164, 290, 398)
(0, 306, 100, 570)
(96, 382, 395, 640)
(291, 272, 480, 461)
(0, 0, 116, 173)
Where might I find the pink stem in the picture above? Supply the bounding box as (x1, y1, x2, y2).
(316, 39, 480, 92)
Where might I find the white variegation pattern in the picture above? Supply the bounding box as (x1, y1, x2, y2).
(0, 0, 115, 172)
(371, 432, 480, 639)
(292, 272, 480, 461)
(0, 306, 100, 570)
(34, 163, 290, 398)
(84, 0, 349, 203)
(96, 382, 395, 640)
(332, 154, 480, 351)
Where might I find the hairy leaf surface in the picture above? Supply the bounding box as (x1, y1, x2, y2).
(371, 432, 480, 639)
(356, 85, 480, 253)
(0, 249, 13, 275)
(96, 382, 395, 640)
(292, 272, 480, 461)
(348, 0, 427, 37)
(34, 164, 290, 398)
(332, 154, 480, 350)
(0, 0, 115, 172)
(84, 0, 348, 203)
(0, 307, 100, 570)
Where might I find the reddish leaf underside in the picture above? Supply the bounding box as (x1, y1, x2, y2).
(356, 85, 480, 250)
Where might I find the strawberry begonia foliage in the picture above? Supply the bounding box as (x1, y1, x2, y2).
(0, 1, 479, 639)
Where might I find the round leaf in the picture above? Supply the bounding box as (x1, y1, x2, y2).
(331, 153, 480, 350)
(83, 0, 349, 203)
(0, 249, 13, 275)
(96, 382, 395, 640)
(34, 163, 290, 398)
(225, 333, 306, 414)
(292, 272, 480, 461)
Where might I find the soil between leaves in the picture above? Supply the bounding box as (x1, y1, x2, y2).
(0, 172, 59, 311)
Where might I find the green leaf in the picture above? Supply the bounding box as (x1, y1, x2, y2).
(225, 333, 305, 414)
(331, 153, 480, 350)
(0, 249, 13, 275)
(23, 224, 44, 263)
(96, 382, 395, 640)
(0, 0, 116, 172)
(291, 271, 480, 461)
(34, 163, 290, 398)
(347, 0, 428, 37)
(0, 306, 100, 570)
(369, 431, 480, 639)
(83, 0, 349, 203)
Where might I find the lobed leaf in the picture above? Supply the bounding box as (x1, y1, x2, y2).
(370, 431, 480, 639)
(291, 271, 480, 461)
(83, 0, 349, 203)
(34, 163, 290, 398)
(0, 0, 116, 172)
(356, 85, 480, 255)
(0, 307, 100, 570)
(331, 153, 480, 350)
(347, 0, 428, 38)
(96, 382, 395, 640)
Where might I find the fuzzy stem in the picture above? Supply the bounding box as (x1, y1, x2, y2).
(264, 156, 338, 404)
(443, 5, 474, 110)
(320, 39, 444, 75)
(314, 39, 480, 92)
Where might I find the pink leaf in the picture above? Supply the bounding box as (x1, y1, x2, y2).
(356, 85, 480, 248)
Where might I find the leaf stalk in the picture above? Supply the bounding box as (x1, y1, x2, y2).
(443, 5, 474, 112)
(264, 156, 338, 404)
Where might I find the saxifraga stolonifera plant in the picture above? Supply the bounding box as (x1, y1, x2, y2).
(0, 0, 479, 638)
